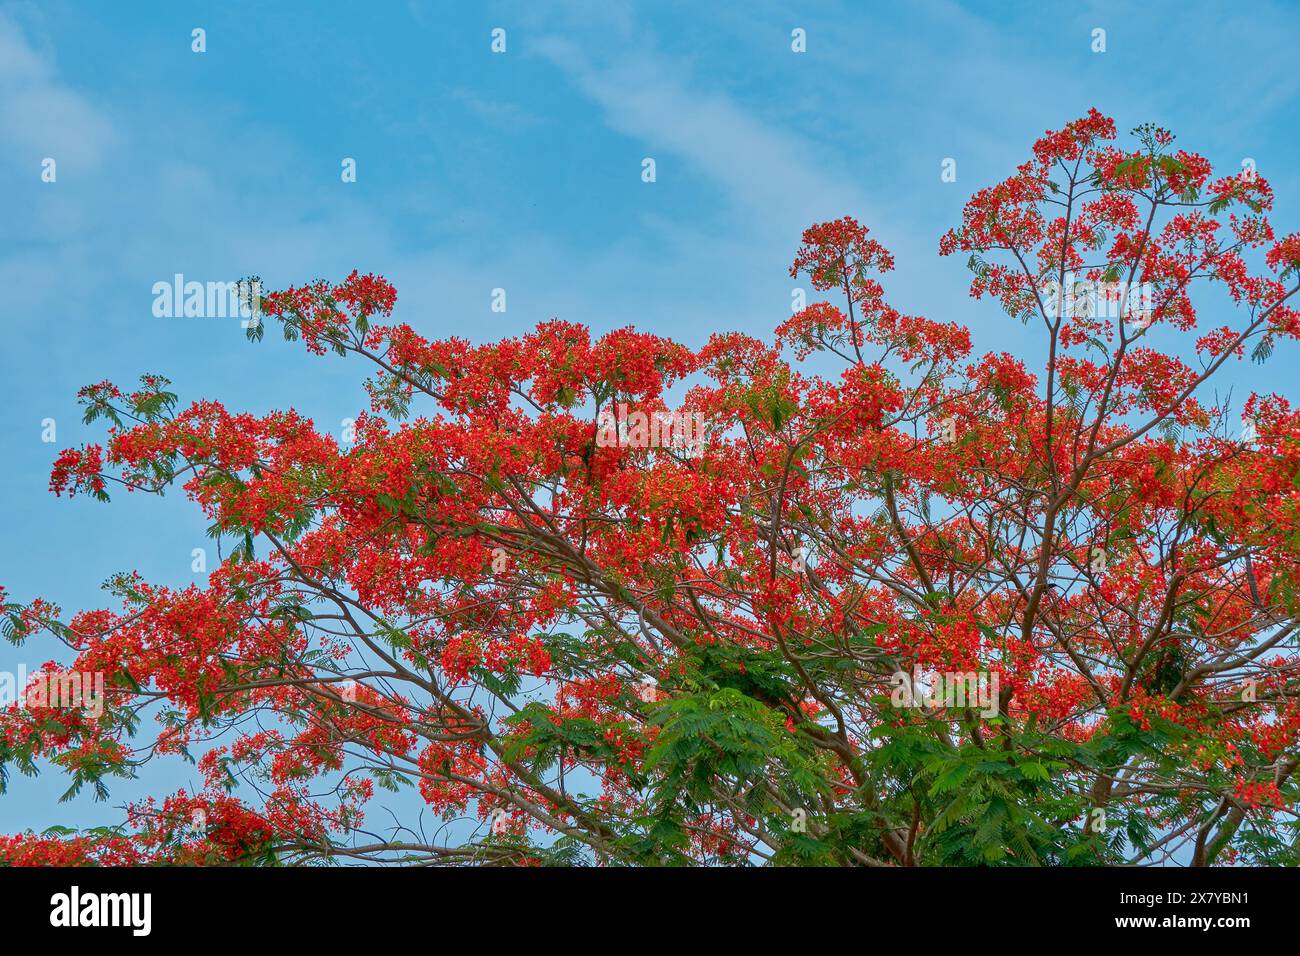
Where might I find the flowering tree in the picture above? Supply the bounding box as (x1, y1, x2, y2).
(4, 111, 1300, 866)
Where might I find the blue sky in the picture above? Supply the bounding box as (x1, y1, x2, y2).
(1, 0, 1298, 834)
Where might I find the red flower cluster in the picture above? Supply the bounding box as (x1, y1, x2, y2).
(4, 112, 1299, 867)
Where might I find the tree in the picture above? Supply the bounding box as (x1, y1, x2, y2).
(4, 110, 1300, 866)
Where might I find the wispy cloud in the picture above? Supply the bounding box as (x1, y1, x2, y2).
(531, 34, 874, 239)
(0, 12, 115, 171)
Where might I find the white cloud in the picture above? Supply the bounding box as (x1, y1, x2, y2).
(0, 12, 116, 170)
(532, 35, 875, 239)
